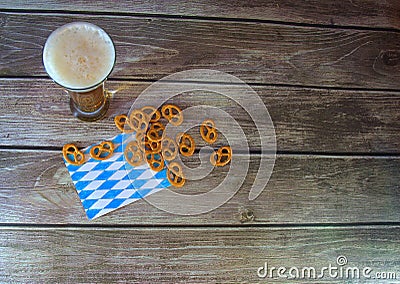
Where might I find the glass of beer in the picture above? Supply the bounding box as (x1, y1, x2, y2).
(43, 22, 116, 121)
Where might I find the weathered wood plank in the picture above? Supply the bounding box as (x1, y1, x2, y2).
(1, 149, 399, 224)
(1, 226, 399, 283)
(0, 0, 399, 30)
(1, 79, 399, 153)
(1, 13, 400, 89)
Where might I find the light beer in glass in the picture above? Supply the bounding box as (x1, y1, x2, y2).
(43, 22, 116, 121)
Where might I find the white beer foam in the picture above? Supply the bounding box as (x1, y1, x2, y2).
(43, 22, 115, 90)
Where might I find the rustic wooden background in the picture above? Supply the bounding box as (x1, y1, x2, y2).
(0, 1, 399, 282)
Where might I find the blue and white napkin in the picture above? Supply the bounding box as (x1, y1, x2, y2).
(63, 133, 170, 219)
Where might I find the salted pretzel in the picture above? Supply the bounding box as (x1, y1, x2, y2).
(145, 152, 164, 172)
(161, 136, 178, 161)
(210, 146, 232, 167)
(147, 122, 165, 142)
(114, 114, 134, 133)
(141, 106, 161, 123)
(128, 109, 149, 133)
(167, 161, 185, 188)
(62, 143, 85, 166)
(200, 119, 218, 144)
(124, 140, 144, 167)
(90, 141, 115, 160)
(176, 133, 195, 157)
(161, 104, 183, 126)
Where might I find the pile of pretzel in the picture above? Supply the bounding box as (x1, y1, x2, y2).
(116, 104, 231, 188)
(62, 104, 231, 188)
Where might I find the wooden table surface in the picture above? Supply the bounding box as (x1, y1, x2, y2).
(1, 1, 400, 283)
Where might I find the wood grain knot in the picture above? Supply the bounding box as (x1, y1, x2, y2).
(381, 50, 400, 66)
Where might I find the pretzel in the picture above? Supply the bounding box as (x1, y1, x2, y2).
(176, 133, 195, 157)
(144, 136, 162, 153)
(62, 143, 85, 166)
(161, 136, 178, 161)
(90, 141, 115, 160)
(147, 122, 165, 142)
(167, 161, 185, 188)
(136, 131, 146, 150)
(210, 146, 232, 167)
(128, 109, 149, 133)
(145, 152, 164, 172)
(114, 114, 134, 133)
(200, 119, 218, 144)
(161, 104, 183, 126)
(141, 106, 161, 123)
(124, 140, 144, 167)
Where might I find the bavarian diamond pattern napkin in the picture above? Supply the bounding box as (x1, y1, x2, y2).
(63, 133, 170, 220)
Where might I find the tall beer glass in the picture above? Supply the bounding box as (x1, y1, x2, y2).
(43, 22, 116, 121)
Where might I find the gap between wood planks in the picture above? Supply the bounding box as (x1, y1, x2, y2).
(2, 76, 400, 94)
(0, 8, 399, 33)
(1, 223, 400, 230)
